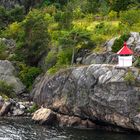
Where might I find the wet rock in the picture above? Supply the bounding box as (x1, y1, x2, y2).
(0, 96, 4, 109)
(0, 101, 11, 116)
(32, 108, 57, 125)
(13, 108, 24, 116)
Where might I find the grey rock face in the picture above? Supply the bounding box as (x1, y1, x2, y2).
(82, 52, 118, 65)
(0, 60, 25, 94)
(0, 101, 11, 116)
(105, 37, 117, 52)
(81, 32, 140, 65)
(32, 64, 140, 131)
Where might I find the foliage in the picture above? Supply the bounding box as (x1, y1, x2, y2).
(0, 80, 15, 98)
(45, 49, 57, 69)
(112, 33, 130, 53)
(18, 63, 41, 90)
(134, 57, 140, 68)
(124, 71, 136, 85)
(0, 0, 140, 88)
(0, 6, 25, 30)
(108, 10, 117, 20)
(4, 9, 50, 66)
(27, 103, 38, 113)
(120, 10, 140, 26)
(0, 40, 8, 60)
(110, 0, 136, 13)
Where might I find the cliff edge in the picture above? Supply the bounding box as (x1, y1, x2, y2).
(32, 64, 140, 131)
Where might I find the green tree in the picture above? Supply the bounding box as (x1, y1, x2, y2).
(12, 9, 50, 66)
(110, 0, 136, 13)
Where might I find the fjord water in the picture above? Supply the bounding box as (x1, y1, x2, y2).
(0, 118, 140, 140)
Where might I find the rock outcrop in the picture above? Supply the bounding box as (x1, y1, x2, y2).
(0, 96, 34, 117)
(32, 108, 57, 125)
(78, 32, 140, 65)
(0, 60, 25, 94)
(32, 64, 140, 132)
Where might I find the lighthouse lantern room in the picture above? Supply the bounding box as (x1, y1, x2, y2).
(117, 42, 133, 67)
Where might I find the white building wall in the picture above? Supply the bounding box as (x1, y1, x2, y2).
(118, 56, 133, 67)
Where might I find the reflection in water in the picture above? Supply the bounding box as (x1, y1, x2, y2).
(0, 118, 140, 140)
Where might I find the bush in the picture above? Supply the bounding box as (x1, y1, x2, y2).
(7, 5, 25, 22)
(108, 10, 118, 20)
(0, 80, 15, 98)
(0, 6, 25, 30)
(27, 103, 38, 113)
(120, 10, 140, 26)
(134, 57, 140, 68)
(112, 33, 130, 53)
(45, 49, 57, 69)
(3, 9, 50, 66)
(57, 48, 72, 66)
(0, 40, 8, 60)
(18, 63, 41, 90)
(124, 71, 136, 85)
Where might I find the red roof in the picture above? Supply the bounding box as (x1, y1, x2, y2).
(117, 42, 133, 55)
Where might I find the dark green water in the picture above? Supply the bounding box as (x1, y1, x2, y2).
(0, 118, 140, 140)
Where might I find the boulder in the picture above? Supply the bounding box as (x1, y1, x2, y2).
(0, 96, 4, 109)
(12, 108, 24, 116)
(105, 37, 116, 51)
(32, 108, 57, 125)
(82, 52, 117, 65)
(0, 101, 11, 116)
(0, 60, 26, 94)
(32, 64, 140, 131)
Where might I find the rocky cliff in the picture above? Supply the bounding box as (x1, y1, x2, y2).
(32, 64, 140, 131)
(76, 32, 140, 65)
(0, 60, 25, 94)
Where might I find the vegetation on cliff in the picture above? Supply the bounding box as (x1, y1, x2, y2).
(0, 0, 140, 92)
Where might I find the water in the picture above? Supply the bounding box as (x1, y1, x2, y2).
(0, 118, 140, 140)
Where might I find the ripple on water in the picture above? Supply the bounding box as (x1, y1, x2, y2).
(0, 118, 140, 140)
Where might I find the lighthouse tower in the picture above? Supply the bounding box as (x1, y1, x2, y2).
(117, 42, 133, 67)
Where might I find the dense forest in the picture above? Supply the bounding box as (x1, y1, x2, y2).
(0, 0, 140, 92)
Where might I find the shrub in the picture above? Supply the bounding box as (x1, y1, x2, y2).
(112, 33, 130, 53)
(108, 10, 118, 20)
(0, 80, 15, 98)
(4, 9, 50, 66)
(57, 48, 72, 66)
(45, 49, 57, 69)
(134, 57, 140, 68)
(0, 40, 8, 60)
(120, 10, 140, 26)
(27, 103, 38, 113)
(124, 71, 136, 85)
(18, 63, 41, 90)
(48, 64, 68, 75)
(7, 5, 25, 22)
(0, 6, 25, 30)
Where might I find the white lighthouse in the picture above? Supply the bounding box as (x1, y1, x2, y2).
(117, 42, 133, 67)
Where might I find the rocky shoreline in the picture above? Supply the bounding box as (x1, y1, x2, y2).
(0, 96, 34, 117)
(0, 32, 140, 133)
(31, 64, 140, 132)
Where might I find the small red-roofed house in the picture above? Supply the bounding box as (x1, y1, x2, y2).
(117, 42, 133, 67)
